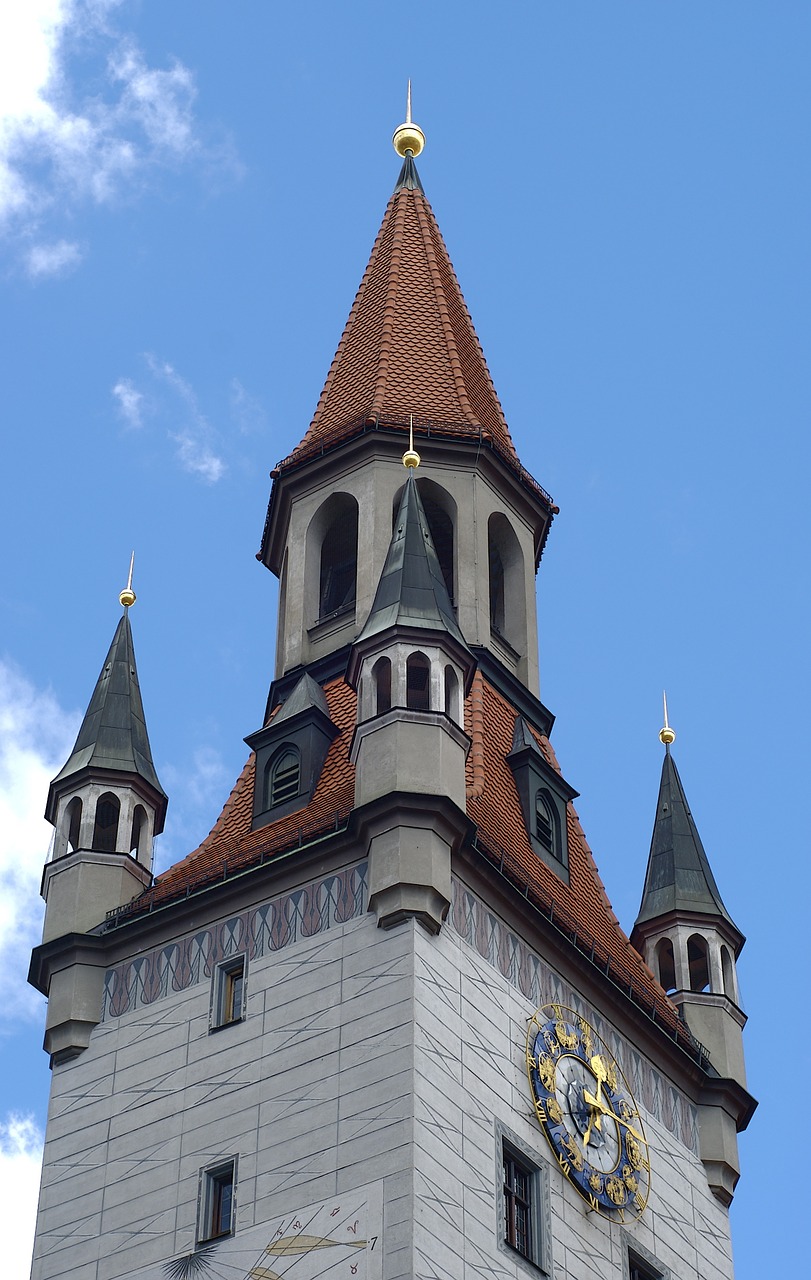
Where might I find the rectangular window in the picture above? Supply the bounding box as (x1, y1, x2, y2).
(198, 1160, 236, 1243)
(629, 1254, 662, 1280)
(504, 1149, 533, 1260)
(211, 955, 245, 1030)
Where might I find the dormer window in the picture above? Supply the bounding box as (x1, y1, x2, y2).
(267, 748, 301, 808)
(534, 793, 555, 855)
(507, 716, 578, 883)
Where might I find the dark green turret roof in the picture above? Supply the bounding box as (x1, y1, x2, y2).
(48, 612, 166, 817)
(633, 746, 740, 943)
(357, 470, 469, 649)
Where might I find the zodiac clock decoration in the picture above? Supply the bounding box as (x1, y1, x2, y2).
(526, 1004, 651, 1221)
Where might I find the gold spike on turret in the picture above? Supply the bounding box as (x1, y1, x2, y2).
(119, 551, 136, 609)
(659, 690, 676, 746)
(392, 80, 425, 158)
(402, 413, 421, 469)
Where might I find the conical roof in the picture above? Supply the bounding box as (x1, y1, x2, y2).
(276, 154, 519, 472)
(633, 747, 739, 942)
(357, 470, 469, 649)
(48, 612, 166, 818)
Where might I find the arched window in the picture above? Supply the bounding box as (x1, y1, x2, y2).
(687, 933, 711, 992)
(130, 805, 148, 859)
(406, 653, 431, 711)
(720, 944, 735, 999)
(487, 513, 524, 649)
(266, 748, 301, 809)
(393, 479, 456, 603)
(373, 656, 392, 715)
(65, 796, 82, 853)
(444, 665, 459, 723)
(319, 497, 358, 618)
(92, 792, 120, 853)
(655, 938, 677, 994)
(534, 792, 555, 856)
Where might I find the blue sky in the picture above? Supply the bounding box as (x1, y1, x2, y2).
(1, 2, 807, 1275)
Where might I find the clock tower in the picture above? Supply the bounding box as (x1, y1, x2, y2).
(29, 102, 754, 1280)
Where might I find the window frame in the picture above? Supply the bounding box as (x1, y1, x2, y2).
(495, 1123, 551, 1276)
(210, 955, 246, 1032)
(197, 1157, 237, 1244)
(623, 1239, 669, 1280)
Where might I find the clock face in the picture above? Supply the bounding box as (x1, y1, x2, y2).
(526, 1004, 651, 1221)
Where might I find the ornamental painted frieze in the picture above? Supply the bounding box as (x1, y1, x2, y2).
(448, 878, 699, 1155)
(101, 862, 368, 1022)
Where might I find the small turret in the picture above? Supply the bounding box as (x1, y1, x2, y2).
(34, 570, 166, 1061)
(631, 700, 753, 1205)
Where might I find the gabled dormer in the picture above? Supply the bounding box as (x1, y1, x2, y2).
(507, 714, 579, 881)
(245, 671, 339, 828)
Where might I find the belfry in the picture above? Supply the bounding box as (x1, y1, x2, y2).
(29, 99, 754, 1280)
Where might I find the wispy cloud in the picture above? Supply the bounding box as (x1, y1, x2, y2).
(0, 2, 230, 274)
(145, 354, 226, 482)
(111, 375, 144, 428)
(0, 659, 78, 1025)
(24, 237, 82, 278)
(0, 1113, 43, 1280)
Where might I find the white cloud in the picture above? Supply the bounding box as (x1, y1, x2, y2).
(145, 353, 226, 483)
(0, 659, 78, 1025)
(25, 236, 82, 278)
(0, 1114, 43, 1280)
(0, 2, 212, 271)
(112, 375, 144, 428)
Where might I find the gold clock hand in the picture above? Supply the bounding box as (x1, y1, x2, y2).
(584, 1090, 645, 1145)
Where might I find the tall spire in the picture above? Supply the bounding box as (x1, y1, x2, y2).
(274, 100, 519, 476)
(46, 607, 166, 823)
(632, 728, 739, 940)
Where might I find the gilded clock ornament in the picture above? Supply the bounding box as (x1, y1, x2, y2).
(526, 1004, 651, 1221)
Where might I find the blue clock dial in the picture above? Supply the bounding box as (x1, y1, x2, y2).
(526, 1004, 650, 1222)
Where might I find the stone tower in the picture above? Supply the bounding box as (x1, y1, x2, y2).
(29, 107, 754, 1280)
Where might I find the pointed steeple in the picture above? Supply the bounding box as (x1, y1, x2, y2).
(46, 610, 166, 824)
(633, 744, 739, 940)
(357, 470, 469, 649)
(275, 135, 519, 475)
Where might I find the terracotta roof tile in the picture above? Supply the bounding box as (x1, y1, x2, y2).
(277, 178, 520, 473)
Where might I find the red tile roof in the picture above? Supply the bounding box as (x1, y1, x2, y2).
(276, 179, 521, 474)
(123, 674, 692, 1055)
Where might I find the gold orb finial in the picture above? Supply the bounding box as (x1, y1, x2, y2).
(659, 690, 676, 746)
(392, 80, 425, 158)
(119, 551, 136, 609)
(402, 413, 421, 469)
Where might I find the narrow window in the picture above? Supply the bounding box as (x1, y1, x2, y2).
(212, 956, 245, 1029)
(687, 933, 711, 993)
(406, 653, 431, 711)
(92, 792, 120, 853)
(444, 665, 459, 723)
(267, 748, 300, 808)
(421, 490, 454, 602)
(720, 944, 735, 999)
(65, 796, 82, 852)
(534, 792, 555, 856)
(655, 937, 677, 995)
(373, 656, 392, 714)
(503, 1148, 533, 1262)
(130, 804, 148, 858)
(198, 1160, 236, 1242)
(489, 540, 505, 634)
(319, 503, 358, 618)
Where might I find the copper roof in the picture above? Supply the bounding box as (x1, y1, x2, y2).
(276, 156, 520, 473)
(120, 675, 693, 1057)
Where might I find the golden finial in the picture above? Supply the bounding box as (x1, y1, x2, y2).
(402, 413, 421, 469)
(119, 551, 136, 609)
(659, 691, 676, 746)
(392, 80, 425, 158)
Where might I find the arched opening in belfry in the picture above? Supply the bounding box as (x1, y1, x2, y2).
(392, 478, 457, 603)
(406, 652, 431, 712)
(130, 804, 148, 859)
(317, 494, 358, 619)
(92, 792, 120, 853)
(373, 656, 392, 715)
(655, 937, 677, 994)
(444, 665, 459, 724)
(720, 944, 735, 999)
(687, 933, 711, 993)
(64, 796, 83, 853)
(487, 512, 524, 649)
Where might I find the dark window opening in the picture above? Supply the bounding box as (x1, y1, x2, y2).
(721, 944, 735, 999)
(406, 654, 430, 711)
(319, 507, 357, 618)
(656, 938, 677, 995)
(629, 1251, 663, 1280)
(421, 493, 454, 602)
(65, 796, 82, 852)
(92, 792, 120, 853)
(200, 1162, 235, 1242)
(687, 933, 711, 992)
(373, 656, 392, 715)
(444, 665, 459, 722)
(504, 1149, 533, 1262)
(268, 749, 300, 808)
(534, 793, 555, 857)
(489, 541, 505, 633)
(130, 804, 148, 858)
